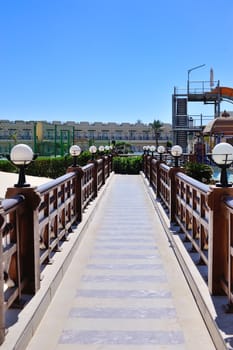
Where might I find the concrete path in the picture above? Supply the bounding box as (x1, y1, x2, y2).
(0, 171, 51, 199)
(26, 174, 215, 350)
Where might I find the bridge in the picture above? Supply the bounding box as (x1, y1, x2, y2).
(1, 155, 233, 349)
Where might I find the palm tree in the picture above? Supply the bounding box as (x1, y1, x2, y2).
(149, 120, 163, 147)
(10, 131, 18, 145)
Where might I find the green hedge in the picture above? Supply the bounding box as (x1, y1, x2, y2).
(0, 155, 213, 183)
(0, 159, 16, 173)
(27, 151, 94, 178)
(26, 156, 72, 178)
(112, 156, 142, 174)
(0, 154, 143, 177)
(0, 152, 93, 179)
(184, 162, 213, 183)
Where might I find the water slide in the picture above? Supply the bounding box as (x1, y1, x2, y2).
(207, 86, 233, 102)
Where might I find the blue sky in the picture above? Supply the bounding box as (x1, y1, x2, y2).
(0, 0, 233, 125)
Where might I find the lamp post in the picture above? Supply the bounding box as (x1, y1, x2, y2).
(107, 145, 113, 155)
(150, 145, 156, 157)
(187, 64, 206, 95)
(105, 145, 110, 153)
(9, 144, 36, 187)
(157, 145, 165, 161)
(89, 145, 97, 160)
(171, 145, 183, 167)
(98, 145, 105, 155)
(145, 145, 150, 155)
(69, 145, 81, 167)
(210, 142, 233, 187)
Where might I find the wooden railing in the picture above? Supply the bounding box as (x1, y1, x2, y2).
(0, 195, 26, 343)
(3, 151, 233, 344)
(0, 156, 112, 344)
(221, 197, 233, 307)
(143, 154, 233, 308)
(158, 163, 171, 211)
(175, 172, 209, 266)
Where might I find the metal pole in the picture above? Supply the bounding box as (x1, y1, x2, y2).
(73, 126, 75, 144)
(54, 124, 57, 157)
(187, 64, 205, 95)
(68, 130, 71, 151)
(60, 130, 64, 156)
(33, 122, 37, 153)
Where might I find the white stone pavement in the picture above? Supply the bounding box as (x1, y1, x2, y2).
(22, 174, 215, 350)
(0, 171, 51, 199)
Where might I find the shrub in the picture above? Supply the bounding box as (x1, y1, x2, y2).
(0, 152, 95, 178)
(0, 156, 73, 179)
(27, 156, 72, 178)
(78, 150, 92, 166)
(0, 159, 16, 173)
(113, 156, 142, 174)
(184, 162, 213, 183)
(114, 141, 132, 154)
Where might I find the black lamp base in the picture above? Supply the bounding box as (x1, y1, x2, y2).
(14, 183, 30, 188)
(216, 183, 232, 188)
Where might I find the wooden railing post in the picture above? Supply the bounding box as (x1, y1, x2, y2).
(91, 160, 98, 198)
(67, 166, 84, 222)
(145, 155, 150, 179)
(106, 155, 110, 177)
(102, 156, 106, 185)
(142, 154, 146, 173)
(207, 186, 233, 295)
(168, 167, 183, 222)
(109, 154, 113, 173)
(0, 212, 5, 344)
(148, 156, 152, 182)
(155, 160, 161, 198)
(5, 187, 41, 293)
(149, 156, 153, 185)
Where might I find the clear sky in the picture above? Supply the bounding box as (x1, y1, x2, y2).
(0, 0, 233, 125)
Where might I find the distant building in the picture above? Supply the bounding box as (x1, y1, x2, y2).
(0, 120, 172, 156)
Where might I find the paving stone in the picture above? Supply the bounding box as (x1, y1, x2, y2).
(26, 175, 216, 350)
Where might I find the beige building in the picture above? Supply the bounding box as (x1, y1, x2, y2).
(0, 120, 172, 156)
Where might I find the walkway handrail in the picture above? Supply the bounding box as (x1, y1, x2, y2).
(0, 155, 112, 345)
(143, 154, 233, 306)
(175, 172, 209, 266)
(158, 162, 171, 210)
(221, 197, 233, 305)
(0, 195, 25, 342)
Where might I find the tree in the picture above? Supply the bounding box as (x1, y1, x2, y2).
(114, 141, 132, 154)
(149, 120, 163, 147)
(10, 131, 18, 145)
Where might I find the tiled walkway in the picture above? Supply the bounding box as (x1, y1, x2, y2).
(26, 174, 215, 349)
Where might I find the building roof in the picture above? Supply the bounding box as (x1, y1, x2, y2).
(203, 115, 233, 135)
